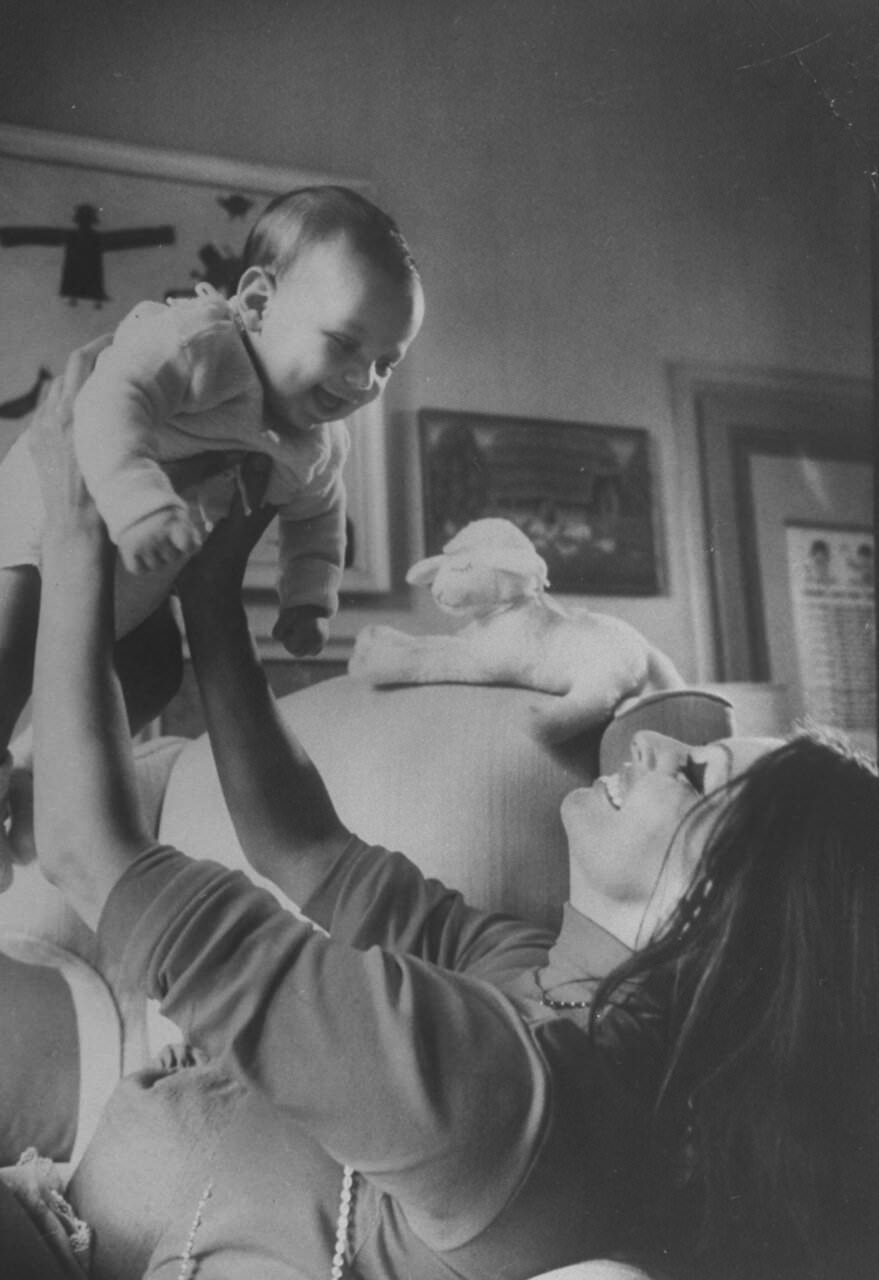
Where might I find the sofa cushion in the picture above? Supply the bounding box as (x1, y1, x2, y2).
(159, 677, 601, 931)
(0, 951, 78, 1164)
(0, 937, 120, 1168)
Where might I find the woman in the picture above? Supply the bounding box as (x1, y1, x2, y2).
(25, 347, 879, 1280)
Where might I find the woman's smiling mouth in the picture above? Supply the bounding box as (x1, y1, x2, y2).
(599, 773, 623, 809)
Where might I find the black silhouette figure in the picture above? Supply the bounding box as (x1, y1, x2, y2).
(192, 243, 244, 296)
(0, 203, 175, 306)
(217, 193, 254, 220)
(0, 367, 52, 419)
(164, 243, 244, 302)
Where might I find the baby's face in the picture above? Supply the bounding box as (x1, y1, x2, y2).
(247, 233, 423, 432)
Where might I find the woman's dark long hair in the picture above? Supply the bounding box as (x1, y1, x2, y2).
(592, 729, 879, 1279)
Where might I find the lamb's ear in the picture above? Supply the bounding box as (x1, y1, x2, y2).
(406, 555, 443, 586)
(486, 549, 549, 585)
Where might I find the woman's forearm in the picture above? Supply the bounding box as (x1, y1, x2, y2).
(34, 524, 150, 927)
(181, 578, 349, 901)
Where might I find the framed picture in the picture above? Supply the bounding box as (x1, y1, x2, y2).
(684, 369, 875, 750)
(0, 124, 391, 618)
(691, 376, 873, 673)
(418, 408, 662, 595)
(785, 520, 874, 741)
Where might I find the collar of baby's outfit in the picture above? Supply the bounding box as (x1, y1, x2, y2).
(228, 292, 248, 332)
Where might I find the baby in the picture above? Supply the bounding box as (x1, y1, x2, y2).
(0, 185, 424, 871)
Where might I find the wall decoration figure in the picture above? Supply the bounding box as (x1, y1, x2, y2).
(165, 193, 254, 299)
(216, 193, 255, 220)
(164, 242, 244, 300)
(0, 367, 52, 419)
(0, 202, 175, 306)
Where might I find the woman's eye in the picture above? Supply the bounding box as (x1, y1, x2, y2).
(678, 755, 707, 793)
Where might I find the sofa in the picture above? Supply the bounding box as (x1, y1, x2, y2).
(0, 675, 738, 1277)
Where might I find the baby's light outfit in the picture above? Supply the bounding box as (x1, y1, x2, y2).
(0, 288, 349, 637)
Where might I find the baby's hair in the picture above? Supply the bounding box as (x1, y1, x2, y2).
(242, 185, 419, 288)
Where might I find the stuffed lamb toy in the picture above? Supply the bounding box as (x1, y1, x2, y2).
(348, 518, 684, 742)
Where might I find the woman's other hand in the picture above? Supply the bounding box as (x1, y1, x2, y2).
(28, 335, 112, 535)
(175, 454, 276, 608)
(0, 762, 36, 889)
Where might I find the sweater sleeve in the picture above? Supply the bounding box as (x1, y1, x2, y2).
(300, 835, 554, 983)
(97, 843, 551, 1248)
(72, 301, 252, 541)
(275, 476, 346, 616)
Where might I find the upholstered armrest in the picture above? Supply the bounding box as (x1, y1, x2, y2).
(0, 936, 120, 1171)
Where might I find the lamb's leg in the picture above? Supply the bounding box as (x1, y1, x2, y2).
(349, 626, 496, 686)
(528, 683, 622, 743)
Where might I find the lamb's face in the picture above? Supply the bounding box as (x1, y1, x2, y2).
(429, 556, 533, 615)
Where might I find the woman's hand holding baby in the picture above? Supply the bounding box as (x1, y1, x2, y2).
(116, 506, 203, 575)
(175, 454, 275, 609)
(28, 336, 111, 543)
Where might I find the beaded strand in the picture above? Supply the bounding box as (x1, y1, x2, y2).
(534, 968, 596, 1010)
(174, 1165, 359, 1279)
(331, 1164, 359, 1279)
(176, 1179, 214, 1280)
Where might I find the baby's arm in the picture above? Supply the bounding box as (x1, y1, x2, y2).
(116, 505, 202, 575)
(272, 487, 346, 656)
(73, 304, 200, 574)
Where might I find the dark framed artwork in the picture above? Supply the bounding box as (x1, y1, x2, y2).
(418, 409, 662, 595)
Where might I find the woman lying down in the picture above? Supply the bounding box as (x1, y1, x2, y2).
(4, 347, 879, 1280)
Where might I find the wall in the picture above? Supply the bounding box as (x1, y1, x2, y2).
(0, 0, 873, 680)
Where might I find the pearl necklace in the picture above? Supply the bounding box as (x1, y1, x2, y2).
(330, 1165, 359, 1279)
(176, 1180, 214, 1280)
(535, 968, 594, 1010)
(175, 1165, 358, 1279)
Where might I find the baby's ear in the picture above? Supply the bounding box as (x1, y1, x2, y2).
(236, 266, 274, 332)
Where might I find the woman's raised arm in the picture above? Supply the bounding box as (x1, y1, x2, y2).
(175, 462, 352, 904)
(32, 343, 153, 928)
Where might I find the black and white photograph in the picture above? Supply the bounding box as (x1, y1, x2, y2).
(0, 5, 877, 1279)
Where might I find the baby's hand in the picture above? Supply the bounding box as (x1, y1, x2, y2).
(117, 506, 202, 575)
(272, 606, 330, 657)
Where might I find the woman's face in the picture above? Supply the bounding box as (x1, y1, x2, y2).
(561, 731, 783, 946)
